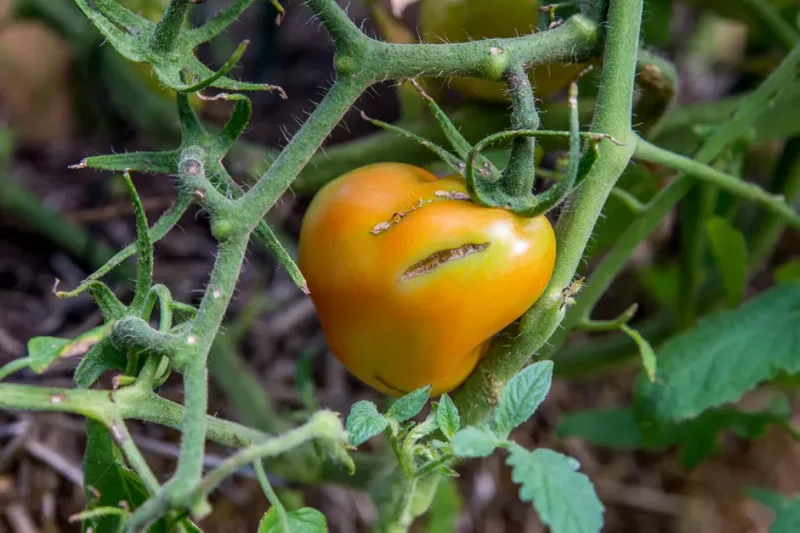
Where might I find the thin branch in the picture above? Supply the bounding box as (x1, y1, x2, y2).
(635, 137, 800, 230)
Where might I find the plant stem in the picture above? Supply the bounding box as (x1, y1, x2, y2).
(542, 42, 800, 358)
(238, 78, 368, 226)
(454, 0, 644, 425)
(749, 136, 800, 267)
(109, 418, 160, 493)
(501, 62, 539, 197)
(188, 411, 343, 504)
(254, 460, 289, 530)
(635, 137, 800, 230)
(150, 0, 190, 54)
(172, 234, 250, 494)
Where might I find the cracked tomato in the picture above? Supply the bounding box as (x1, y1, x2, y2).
(298, 163, 556, 396)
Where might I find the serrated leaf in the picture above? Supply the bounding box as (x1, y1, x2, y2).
(495, 361, 553, 436)
(621, 324, 657, 382)
(706, 217, 747, 307)
(258, 507, 327, 533)
(435, 394, 460, 440)
(74, 338, 128, 389)
(450, 426, 499, 458)
(635, 283, 800, 425)
(506, 446, 604, 533)
(27, 323, 114, 374)
(386, 385, 431, 422)
(345, 401, 387, 446)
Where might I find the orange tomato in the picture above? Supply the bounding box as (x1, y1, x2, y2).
(298, 163, 556, 396)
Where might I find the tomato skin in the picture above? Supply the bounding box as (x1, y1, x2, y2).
(298, 163, 556, 396)
(419, 0, 582, 101)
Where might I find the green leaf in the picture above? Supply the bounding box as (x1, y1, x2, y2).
(435, 394, 460, 440)
(258, 507, 327, 533)
(771, 498, 800, 533)
(775, 260, 800, 283)
(345, 401, 387, 446)
(747, 487, 787, 514)
(635, 283, 800, 425)
(620, 324, 657, 382)
(27, 323, 114, 374)
(705, 217, 748, 307)
(82, 420, 164, 533)
(556, 407, 645, 448)
(558, 401, 795, 469)
(638, 262, 680, 312)
(425, 477, 462, 533)
(386, 385, 431, 422)
(450, 426, 500, 458)
(495, 361, 553, 436)
(506, 445, 604, 533)
(74, 338, 128, 389)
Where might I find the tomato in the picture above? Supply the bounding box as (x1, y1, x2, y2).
(298, 163, 556, 396)
(419, 0, 582, 101)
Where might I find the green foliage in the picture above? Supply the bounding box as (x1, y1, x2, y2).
(705, 217, 748, 306)
(635, 283, 800, 425)
(775, 260, 800, 283)
(558, 398, 796, 468)
(82, 420, 163, 533)
(506, 445, 604, 533)
(346, 401, 388, 446)
(749, 488, 800, 533)
(435, 394, 460, 441)
(258, 507, 328, 533)
(620, 324, 657, 382)
(494, 361, 554, 436)
(2, 0, 798, 531)
(450, 426, 500, 458)
(73, 338, 128, 388)
(386, 385, 432, 422)
(425, 477, 462, 533)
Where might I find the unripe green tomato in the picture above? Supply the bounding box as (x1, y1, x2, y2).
(419, 0, 582, 101)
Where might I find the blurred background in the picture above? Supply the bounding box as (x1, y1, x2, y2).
(1, 0, 799, 531)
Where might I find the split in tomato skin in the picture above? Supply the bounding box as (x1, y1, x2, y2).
(298, 163, 556, 397)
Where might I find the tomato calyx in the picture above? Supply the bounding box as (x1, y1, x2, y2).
(360, 68, 599, 218)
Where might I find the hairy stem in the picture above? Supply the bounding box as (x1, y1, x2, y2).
(455, 0, 644, 425)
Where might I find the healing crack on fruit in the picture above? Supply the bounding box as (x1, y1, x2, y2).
(299, 163, 556, 397)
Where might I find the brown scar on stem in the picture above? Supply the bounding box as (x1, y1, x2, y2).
(374, 374, 410, 396)
(400, 242, 489, 281)
(371, 191, 471, 235)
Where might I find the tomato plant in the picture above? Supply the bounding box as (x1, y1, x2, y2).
(419, 0, 583, 101)
(2, 0, 800, 533)
(299, 163, 555, 396)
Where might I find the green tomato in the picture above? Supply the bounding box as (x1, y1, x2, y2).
(419, 0, 583, 101)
